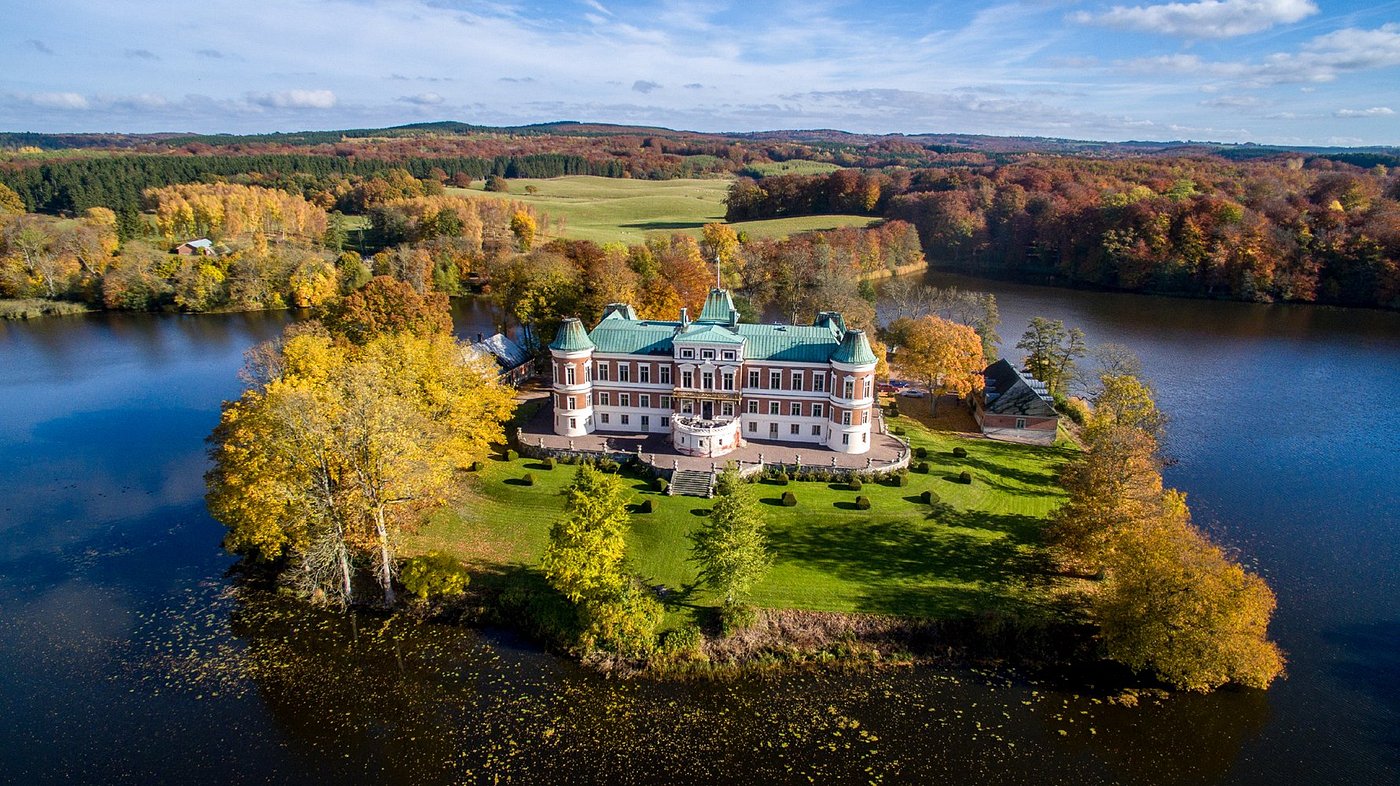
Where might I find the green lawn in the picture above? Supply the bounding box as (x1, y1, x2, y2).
(408, 416, 1077, 623)
(446, 175, 877, 244)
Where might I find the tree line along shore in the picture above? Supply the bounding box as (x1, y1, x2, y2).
(206, 276, 1282, 694)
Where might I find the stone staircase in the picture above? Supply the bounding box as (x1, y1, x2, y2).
(668, 469, 715, 498)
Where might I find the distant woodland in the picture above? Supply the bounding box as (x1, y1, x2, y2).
(1, 121, 1397, 312)
(728, 159, 1400, 308)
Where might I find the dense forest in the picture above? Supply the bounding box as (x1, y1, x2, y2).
(3, 121, 1398, 310)
(727, 159, 1400, 308)
(0, 166, 922, 354)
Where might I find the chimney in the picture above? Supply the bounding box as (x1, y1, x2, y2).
(679, 307, 690, 327)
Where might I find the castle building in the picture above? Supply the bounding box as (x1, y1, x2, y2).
(548, 289, 878, 456)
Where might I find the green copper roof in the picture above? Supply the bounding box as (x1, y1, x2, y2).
(673, 323, 746, 345)
(601, 303, 639, 321)
(580, 296, 866, 363)
(736, 323, 842, 363)
(550, 318, 595, 352)
(831, 329, 877, 366)
(590, 320, 678, 355)
(697, 288, 737, 324)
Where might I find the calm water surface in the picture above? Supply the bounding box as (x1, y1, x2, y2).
(0, 282, 1396, 785)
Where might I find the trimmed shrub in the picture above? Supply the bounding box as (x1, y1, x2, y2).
(653, 476, 669, 492)
(848, 478, 863, 491)
(400, 552, 470, 601)
(952, 447, 967, 458)
(892, 426, 906, 436)
(522, 472, 536, 486)
(542, 456, 555, 469)
(915, 446, 927, 459)
(919, 489, 933, 504)
(896, 473, 909, 487)
(469, 461, 484, 472)
(506, 448, 519, 461)
(637, 499, 653, 514)
(776, 471, 790, 486)
(916, 461, 930, 474)
(781, 491, 797, 507)
(959, 470, 972, 484)
(855, 495, 871, 510)
(597, 457, 620, 473)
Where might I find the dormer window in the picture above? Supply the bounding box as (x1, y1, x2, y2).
(722, 351, 736, 361)
(681, 349, 694, 359)
(701, 349, 715, 360)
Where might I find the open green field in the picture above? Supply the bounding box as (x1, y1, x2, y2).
(448, 176, 876, 244)
(409, 415, 1077, 622)
(743, 159, 843, 177)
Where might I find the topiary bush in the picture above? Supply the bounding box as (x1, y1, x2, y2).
(952, 446, 967, 458)
(506, 448, 519, 461)
(896, 472, 909, 487)
(781, 491, 797, 507)
(653, 476, 669, 492)
(915, 446, 927, 459)
(522, 472, 536, 486)
(399, 552, 471, 601)
(776, 471, 790, 486)
(597, 457, 620, 473)
(916, 461, 930, 474)
(637, 498, 653, 514)
(542, 456, 555, 469)
(855, 495, 871, 510)
(959, 470, 972, 484)
(919, 489, 933, 504)
(892, 426, 906, 436)
(469, 460, 484, 472)
(848, 477, 863, 491)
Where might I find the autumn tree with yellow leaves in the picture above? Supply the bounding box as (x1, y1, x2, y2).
(206, 310, 514, 607)
(887, 315, 985, 415)
(1049, 378, 1284, 692)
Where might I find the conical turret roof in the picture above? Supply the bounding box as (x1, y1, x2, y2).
(830, 328, 876, 366)
(549, 317, 595, 352)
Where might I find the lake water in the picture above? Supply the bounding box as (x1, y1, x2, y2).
(0, 280, 1397, 784)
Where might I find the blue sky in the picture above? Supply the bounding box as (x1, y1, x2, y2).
(3, 0, 1398, 145)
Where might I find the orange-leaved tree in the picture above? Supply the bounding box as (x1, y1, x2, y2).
(888, 315, 985, 415)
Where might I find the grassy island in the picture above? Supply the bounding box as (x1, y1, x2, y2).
(407, 407, 1081, 637)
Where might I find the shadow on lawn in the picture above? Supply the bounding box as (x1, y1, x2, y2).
(620, 220, 707, 231)
(767, 514, 1055, 617)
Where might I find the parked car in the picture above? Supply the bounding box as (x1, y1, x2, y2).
(900, 388, 927, 398)
(888, 379, 911, 389)
(877, 382, 897, 394)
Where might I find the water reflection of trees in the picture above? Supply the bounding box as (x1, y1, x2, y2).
(226, 583, 1276, 785)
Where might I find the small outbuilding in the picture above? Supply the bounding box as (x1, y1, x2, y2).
(174, 238, 214, 256)
(975, 358, 1060, 445)
(466, 332, 533, 386)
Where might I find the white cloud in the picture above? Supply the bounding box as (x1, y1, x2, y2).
(245, 89, 337, 109)
(1334, 106, 1394, 118)
(1124, 23, 1400, 85)
(1073, 0, 1318, 39)
(632, 80, 662, 94)
(1199, 94, 1266, 108)
(24, 92, 90, 110)
(398, 92, 444, 105)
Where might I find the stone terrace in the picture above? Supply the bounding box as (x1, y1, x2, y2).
(516, 399, 909, 475)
